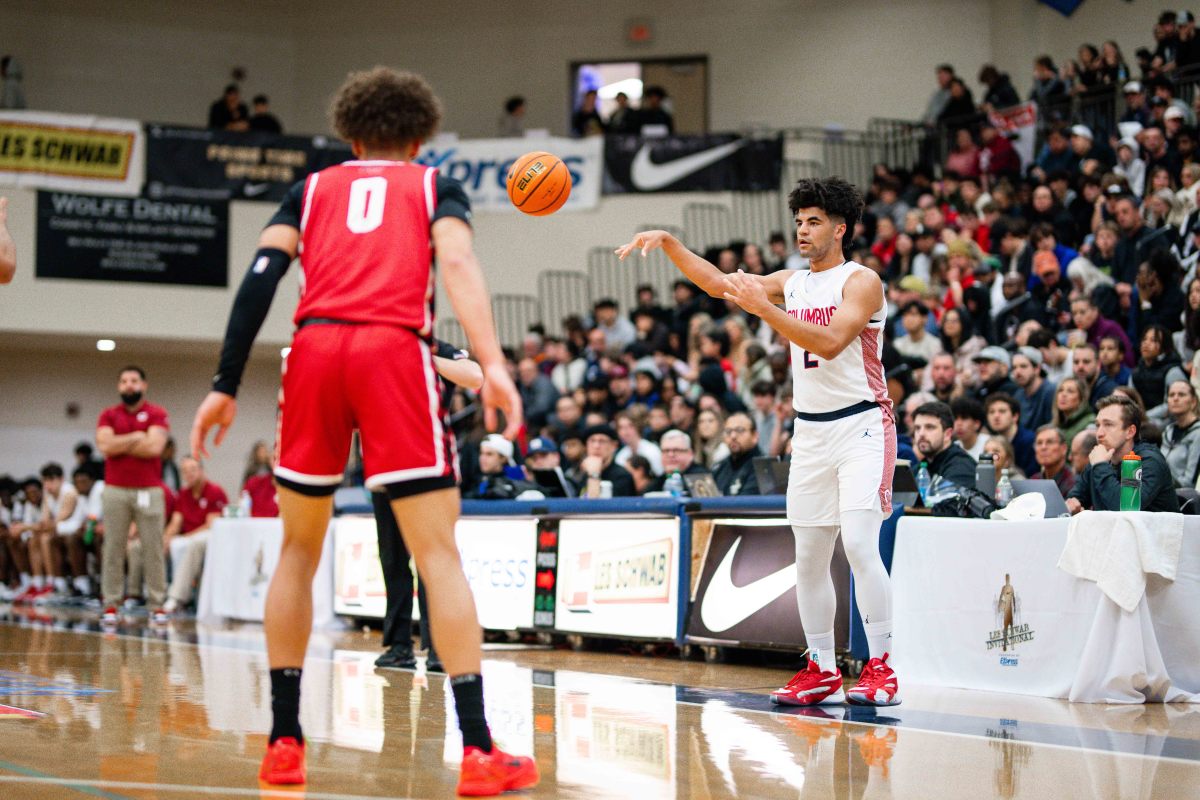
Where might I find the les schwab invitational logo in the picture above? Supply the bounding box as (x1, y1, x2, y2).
(986, 573, 1035, 666)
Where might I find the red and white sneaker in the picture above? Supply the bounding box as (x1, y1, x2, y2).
(259, 737, 306, 784)
(770, 659, 845, 706)
(11, 586, 38, 605)
(847, 653, 901, 706)
(457, 746, 539, 796)
(100, 606, 120, 626)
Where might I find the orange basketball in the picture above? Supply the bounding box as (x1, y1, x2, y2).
(506, 151, 572, 216)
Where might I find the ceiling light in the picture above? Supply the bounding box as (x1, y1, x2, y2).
(96, 339, 116, 352)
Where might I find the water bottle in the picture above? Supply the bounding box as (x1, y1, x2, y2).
(995, 469, 1013, 507)
(975, 453, 996, 498)
(664, 471, 684, 497)
(916, 461, 931, 504)
(1120, 453, 1142, 511)
(239, 490, 252, 518)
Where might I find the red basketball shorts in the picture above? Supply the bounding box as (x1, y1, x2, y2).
(274, 323, 457, 497)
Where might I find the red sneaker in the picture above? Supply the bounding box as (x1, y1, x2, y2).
(847, 653, 901, 706)
(259, 737, 306, 785)
(12, 586, 38, 605)
(770, 659, 845, 706)
(457, 746, 538, 796)
(100, 606, 119, 626)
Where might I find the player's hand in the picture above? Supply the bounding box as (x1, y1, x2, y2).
(481, 362, 523, 440)
(191, 391, 237, 460)
(1066, 497, 1083, 515)
(723, 269, 772, 315)
(615, 230, 673, 261)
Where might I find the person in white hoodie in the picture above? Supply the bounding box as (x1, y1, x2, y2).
(1114, 138, 1146, 197)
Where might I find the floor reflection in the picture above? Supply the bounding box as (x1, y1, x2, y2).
(1, 609, 1200, 800)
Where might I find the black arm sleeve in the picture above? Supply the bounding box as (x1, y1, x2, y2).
(432, 176, 471, 226)
(267, 180, 306, 229)
(434, 338, 469, 360)
(212, 248, 292, 397)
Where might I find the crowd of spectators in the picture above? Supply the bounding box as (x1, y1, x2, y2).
(438, 8, 1200, 511)
(0, 423, 278, 612)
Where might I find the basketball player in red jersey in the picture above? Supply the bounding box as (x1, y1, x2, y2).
(191, 68, 538, 795)
(618, 178, 900, 708)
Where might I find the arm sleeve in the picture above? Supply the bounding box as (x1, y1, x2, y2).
(1089, 463, 1121, 511)
(212, 248, 292, 397)
(432, 176, 471, 226)
(266, 181, 306, 229)
(434, 338, 469, 360)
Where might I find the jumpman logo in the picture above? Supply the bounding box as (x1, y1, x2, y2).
(861, 430, 872, 438)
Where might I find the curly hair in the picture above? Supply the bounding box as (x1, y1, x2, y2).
(787, 177, 864, 250)
(330, 67, 442, 148)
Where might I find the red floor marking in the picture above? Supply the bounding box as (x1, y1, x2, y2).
(0, 704, 44, 719)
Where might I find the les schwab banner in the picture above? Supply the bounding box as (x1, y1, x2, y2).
(0, 111, 145, 196)
(554, 518, 680, 639)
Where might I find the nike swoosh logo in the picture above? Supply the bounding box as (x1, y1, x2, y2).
(630, 140, 746, 191)
(243, 182, 272, 197)
(700, 537, 795, 633)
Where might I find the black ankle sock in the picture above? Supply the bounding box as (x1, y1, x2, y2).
(450, 673, 492, 752)
(269, 667, 304, 744)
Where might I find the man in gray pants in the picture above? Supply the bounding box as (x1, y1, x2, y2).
(95, 366, 169, 625)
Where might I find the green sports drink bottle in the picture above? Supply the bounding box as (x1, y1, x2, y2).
(1120, 453, 1142, 512)
(83, 518, 96, 546)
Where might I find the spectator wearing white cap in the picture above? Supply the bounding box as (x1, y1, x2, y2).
(971, 346, 1020, 403)
(1011, 346, 1055, 431)
(1120, 81, 1151, 128)
(462, 434, 516, 498)
(1068, 124, 1115, 170)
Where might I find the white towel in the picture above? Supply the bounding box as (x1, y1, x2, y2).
(1058, 511, 1185, 612)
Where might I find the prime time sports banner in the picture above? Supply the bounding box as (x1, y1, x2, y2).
(144, 124, 353, 202)
(604, 133, 783, 193)
(0, 111, 145, 197)
(415, 135, 602, 212)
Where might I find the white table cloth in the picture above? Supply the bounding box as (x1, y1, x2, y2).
(196, 517, 335, 628)
(892, 517, 1200, 703)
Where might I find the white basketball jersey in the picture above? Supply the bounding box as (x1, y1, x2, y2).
(784, 261, 890, 414)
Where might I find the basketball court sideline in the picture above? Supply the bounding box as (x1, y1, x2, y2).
(1, 609, 1198, 799)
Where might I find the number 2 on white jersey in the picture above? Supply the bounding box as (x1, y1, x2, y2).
(346, 176, 387, 233)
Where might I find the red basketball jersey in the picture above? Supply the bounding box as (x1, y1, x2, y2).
(293, 161, 438, 334)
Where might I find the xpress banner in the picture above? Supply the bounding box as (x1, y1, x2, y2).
(144, 124, 353, 202)
(0, 111, 145, 196)
(604, 133, 783, 193)
(36, 191, 228, 286)
(415, 136, 602, 212)
(687, 519, 850, 648)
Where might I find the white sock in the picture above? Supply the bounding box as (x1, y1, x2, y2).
(19, 574, 31, 589)
(73, 576, 90, 595)
(163, 597, 178, 613)
(54, 577, 68, 593)
(864, 619, 894, 661)
(32, 576, 45, 589)
(805, 630, 837, 674)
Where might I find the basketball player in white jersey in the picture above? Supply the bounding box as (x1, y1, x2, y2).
(617, 177, 899, 706)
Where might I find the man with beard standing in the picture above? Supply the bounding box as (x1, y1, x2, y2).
(95, 366, 169, 626)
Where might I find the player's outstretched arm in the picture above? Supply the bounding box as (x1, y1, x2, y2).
(0, 197, 16, 284)
(432, 217, 523, 439)
(617, 230, 787, 304)
(192, 224, 298, 458)
(724, 268, 880, 360)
